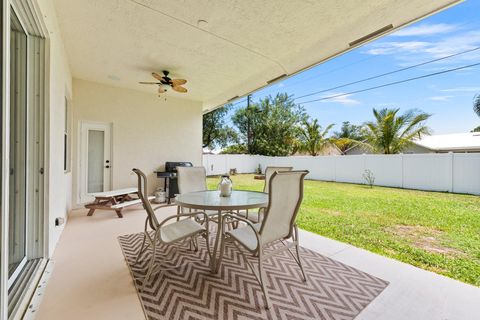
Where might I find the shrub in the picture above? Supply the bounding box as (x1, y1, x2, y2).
(363, 169, 375, 188)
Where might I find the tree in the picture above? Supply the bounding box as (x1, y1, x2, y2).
(474, 94, 480, 118)
(220, 144, 248, 154)
(232, 93, 307, 156)
(202, 105, 237, 149)
(298, 119, 334, 156)
(332, 121, 367, 152)
(472, 126, 480, 132)
(363, 108, 431, 154)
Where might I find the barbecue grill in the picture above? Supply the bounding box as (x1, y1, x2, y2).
(155, 161, 193, 202)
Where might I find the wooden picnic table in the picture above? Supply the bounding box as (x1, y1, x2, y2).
(85, 188, 153, 218)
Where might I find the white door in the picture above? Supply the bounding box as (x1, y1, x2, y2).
(79, 121, 112, 203)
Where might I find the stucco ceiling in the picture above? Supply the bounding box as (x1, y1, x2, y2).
(52, 0, 460, 111)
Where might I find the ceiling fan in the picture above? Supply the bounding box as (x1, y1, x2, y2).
(139, 70, 187, 95)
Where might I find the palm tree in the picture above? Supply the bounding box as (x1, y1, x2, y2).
(474, 94, 480, 118)
(332, 121, 366, 152)
(298, 119, 334, 156)
(364, 108, 431, 154)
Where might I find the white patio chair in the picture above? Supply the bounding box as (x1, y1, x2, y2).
(132, 168, 210, 291)
(239, 166, 293, 223)
(263, 166, 293, 193)
(177, 166, 208, 194)
(176, 166, 218, 221)
(218, 170, 309, 309)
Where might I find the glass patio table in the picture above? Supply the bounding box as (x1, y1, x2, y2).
(175, 190, 268, 271)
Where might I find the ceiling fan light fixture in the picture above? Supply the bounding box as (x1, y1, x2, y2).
(159, 83, 170, 91)
(140, 70, 188, 97)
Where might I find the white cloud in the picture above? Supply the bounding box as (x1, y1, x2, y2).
(366, 41, 430, 55)
(320, 92, 360, 105)
(391, 23, 458, 37)
(427, 95, 453, 101)
(440, 87, 480, 92)
(424, 31, 480, 57)
(363, 30, 480, 66)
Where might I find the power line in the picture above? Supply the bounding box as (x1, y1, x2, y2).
(224, 47, 480, 109)
(294, 46, 480, 101)
(268, 16, 480, 92)
(226, 98, 247, 107)
(281, 55, 377, 89)
(296, 62, 480, 105)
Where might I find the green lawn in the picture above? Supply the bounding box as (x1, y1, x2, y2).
(207, 174, 480, 286)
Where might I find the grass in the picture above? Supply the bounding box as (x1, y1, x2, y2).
(207, 174, 480, 286)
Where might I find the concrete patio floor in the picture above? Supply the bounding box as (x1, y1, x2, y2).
(35, 206, 480, 320)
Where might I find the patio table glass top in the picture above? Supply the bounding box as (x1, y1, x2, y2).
(175, 190, 268, 211)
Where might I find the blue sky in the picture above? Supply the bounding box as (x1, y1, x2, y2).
(227, 0, 480, 135)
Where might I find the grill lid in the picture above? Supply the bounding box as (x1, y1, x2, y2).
(165, 161, 193, 172)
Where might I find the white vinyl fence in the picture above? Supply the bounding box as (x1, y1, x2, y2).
(202, 153, 480, 195)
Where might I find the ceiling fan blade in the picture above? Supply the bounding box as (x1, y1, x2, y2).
(158, 87, 167, 93)
(172, 85, 187, 93)
(139, 81, 160, 84)
(152, 72, 163, 81)
(171, 79, 187, 86)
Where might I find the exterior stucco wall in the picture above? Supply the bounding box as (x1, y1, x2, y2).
(36, 0, 73, 257)
(71, 79, 203, 207)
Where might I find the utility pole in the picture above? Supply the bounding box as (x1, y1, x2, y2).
(246, 94, 251, 154)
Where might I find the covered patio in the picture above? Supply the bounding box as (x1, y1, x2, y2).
(34, 206, 479, 320)
(1, 0, 478, 319)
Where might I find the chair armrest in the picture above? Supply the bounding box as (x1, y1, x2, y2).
(157, 211, 209, 229)
(152, 203, 177, 211)
(223, 213, 257, 229)
(222, 213, 261, 246)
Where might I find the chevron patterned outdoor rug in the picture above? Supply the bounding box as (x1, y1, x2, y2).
(118, 231, 388, 320)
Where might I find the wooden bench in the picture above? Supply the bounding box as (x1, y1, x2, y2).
(110, 197, 154, 209)
(85, 188, 154, 218)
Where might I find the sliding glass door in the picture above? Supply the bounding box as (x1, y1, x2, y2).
(8, 10, 27, 285)
(2, 2, 46, 318)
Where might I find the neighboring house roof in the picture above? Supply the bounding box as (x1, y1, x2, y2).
(343, 140, 368, 154)
(294, 143, 343, 156)
(343, 132, 480, 154)
(202, 148, 220, 155)
(414, 132, 480, 152)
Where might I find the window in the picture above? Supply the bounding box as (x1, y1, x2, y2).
(64, 97, 71, 172)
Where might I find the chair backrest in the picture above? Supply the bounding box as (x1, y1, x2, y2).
(177, 166, 207, 194)
(263, 166, 293, 193)
(259, 170, 308, 244)
(132, 168, 159, 230)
